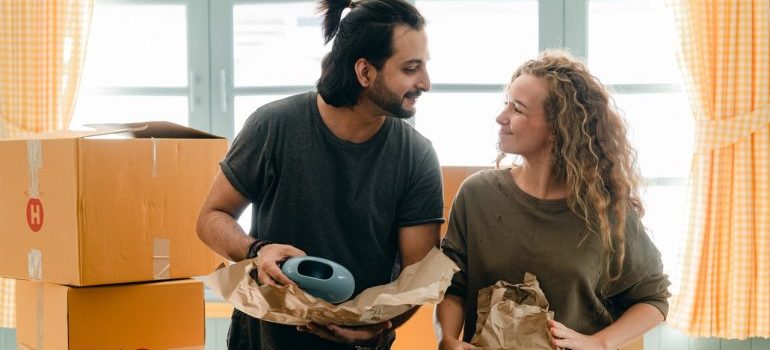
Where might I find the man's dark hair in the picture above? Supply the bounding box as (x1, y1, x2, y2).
(316, 0, 425, 107)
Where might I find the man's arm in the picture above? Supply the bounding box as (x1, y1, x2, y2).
(196, 170, 306, 285)
(196, 171, 253, 262)
(389, 222, 441, 329)
(398, 222, 441, 267)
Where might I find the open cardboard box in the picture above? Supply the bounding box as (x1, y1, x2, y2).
(0, 121, 227, 286)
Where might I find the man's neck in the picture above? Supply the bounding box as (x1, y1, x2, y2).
(317, 94, 387, 143)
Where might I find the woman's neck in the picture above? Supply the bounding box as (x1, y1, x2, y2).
(510, 161, 567, 200)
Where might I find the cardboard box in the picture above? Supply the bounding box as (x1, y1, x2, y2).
(0, 121, 226, 286)
(16, 278, 205, 349)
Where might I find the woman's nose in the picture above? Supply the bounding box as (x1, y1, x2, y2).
(495, 112, 508, 126)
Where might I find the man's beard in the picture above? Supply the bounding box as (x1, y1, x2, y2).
(366, 76, 421, 119)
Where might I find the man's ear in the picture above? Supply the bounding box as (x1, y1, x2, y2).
(354, 58, 375, 88)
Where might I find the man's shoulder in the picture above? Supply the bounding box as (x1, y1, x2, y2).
(388, 119, 434, 150)
(240, 92, 314, 131)
(253, 91, 315, 121)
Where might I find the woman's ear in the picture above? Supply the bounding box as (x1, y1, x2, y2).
(354, 58, 374, 88)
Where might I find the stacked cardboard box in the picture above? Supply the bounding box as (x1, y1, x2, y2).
(15, 279, 205, 349)
(0, 121, 227, 349)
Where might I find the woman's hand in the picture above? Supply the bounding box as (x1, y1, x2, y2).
(548, 319, 608, 350)
(438, 337, 474, 350)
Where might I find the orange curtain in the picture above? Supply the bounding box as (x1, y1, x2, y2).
(0, 0, 93, 136)
(0, 0, 93, 328)
(669, 0, 770, 339)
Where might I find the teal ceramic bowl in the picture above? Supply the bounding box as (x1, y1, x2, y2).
(281, 256, 355, 304)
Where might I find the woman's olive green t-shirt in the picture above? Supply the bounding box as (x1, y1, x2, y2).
(441, 169, 670, 340)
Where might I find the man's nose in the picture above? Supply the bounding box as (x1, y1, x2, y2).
(418, 70, 431, 92)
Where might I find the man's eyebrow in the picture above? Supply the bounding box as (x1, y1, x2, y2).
(402, 59, 425, 65)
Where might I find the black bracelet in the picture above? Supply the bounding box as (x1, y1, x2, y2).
(246, 239, 274, 259)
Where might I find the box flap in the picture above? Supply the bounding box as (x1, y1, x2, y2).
(2, 127, 135, 141)
(85, 121, 224, 139)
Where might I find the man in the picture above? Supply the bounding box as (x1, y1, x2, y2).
(196, 0, 443, 349)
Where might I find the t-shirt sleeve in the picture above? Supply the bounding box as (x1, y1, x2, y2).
(441, 187, 469, 298)
(395, 145, 445, 227)
(605, 213, 671, 319)
(220, 109, 274, 203)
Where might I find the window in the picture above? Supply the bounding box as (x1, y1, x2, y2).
(75, 0, 693, 282)
(588, 0, 691, 291)
(415, 0, 539, 166)
(71, 0, 209, 131)
(229, 2, 327, 136)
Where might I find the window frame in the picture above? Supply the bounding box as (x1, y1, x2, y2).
(75, 0, 211, 131)
(80, 0, 691, 293)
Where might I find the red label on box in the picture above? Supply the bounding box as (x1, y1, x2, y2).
(26, 198, 44, 232)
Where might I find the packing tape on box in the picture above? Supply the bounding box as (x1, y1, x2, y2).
(27, 140, 42, 197)
(18, 285, 46, 350)
(36, 283, 44, 350)
(27, 249, 42, 280)
(151, 137, 158, 178)
(153, 237, 170, 280)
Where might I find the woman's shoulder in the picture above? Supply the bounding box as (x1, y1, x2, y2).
(457, 168, 507, 194)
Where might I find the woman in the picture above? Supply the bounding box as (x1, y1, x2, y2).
(435, 50, 670, 350)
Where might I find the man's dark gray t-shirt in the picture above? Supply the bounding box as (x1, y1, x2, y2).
(220, 91, 444, 350)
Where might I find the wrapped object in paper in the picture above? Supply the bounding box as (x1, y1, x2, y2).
(204, 247, 459, 326)
(471, 273, 560, 350)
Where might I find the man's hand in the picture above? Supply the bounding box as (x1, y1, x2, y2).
(255, 243, 305, 286)
(438, 337, 473, 350)
(549, 319, 608, 350)
(297, 321, 392, 345)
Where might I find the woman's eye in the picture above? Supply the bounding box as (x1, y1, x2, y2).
(504, 101, 522, 113)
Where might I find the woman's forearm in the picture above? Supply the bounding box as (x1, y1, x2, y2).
(594, 303, 664, 350)
(435, 294, 466, 342)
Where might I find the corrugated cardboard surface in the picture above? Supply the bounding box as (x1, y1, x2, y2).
(0, 138, 81, 284)
(16, 279, 205, 349)
(0, 122, 227, 286)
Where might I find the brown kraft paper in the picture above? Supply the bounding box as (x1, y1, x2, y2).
(205, 247, 459, 326)
(470, 273, 561, 350)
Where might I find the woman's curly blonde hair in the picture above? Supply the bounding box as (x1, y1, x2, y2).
(497, 50, 645, 282)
